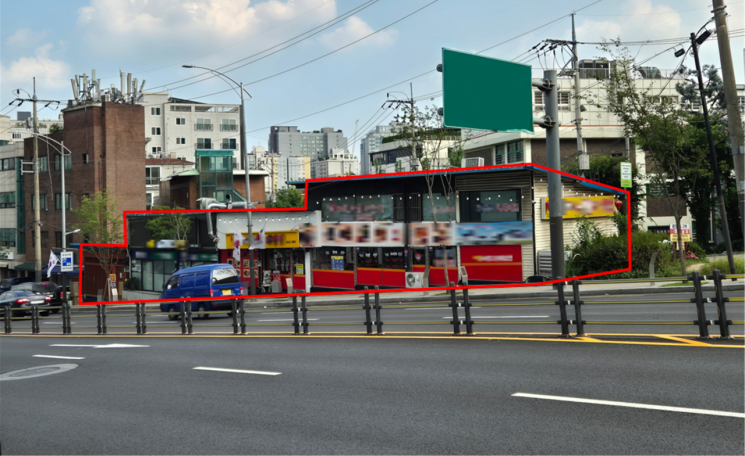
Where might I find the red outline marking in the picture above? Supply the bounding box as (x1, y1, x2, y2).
(78, 162, 631, 305)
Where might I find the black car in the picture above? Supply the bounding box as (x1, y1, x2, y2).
(0, 290, 51, 317)
(11, 282, 64, 314)
(0, 277, 33, 292)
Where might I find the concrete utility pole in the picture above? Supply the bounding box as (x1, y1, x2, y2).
(240, 82, 257, 297)
(691, 32, 737, 274)
(711, 0, 745, 236)
(33, 78, 41, 282)
(571, 14, 588, 177)
(534, 70, 564, 279)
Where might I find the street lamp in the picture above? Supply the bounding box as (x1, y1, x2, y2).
(182, 65, 256, 296)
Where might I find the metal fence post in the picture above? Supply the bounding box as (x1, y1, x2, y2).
(96, 304, 103, 335)
(31, 305, 38, 334)
(363, 286, 373, 335)
(292, 296, 300, 335)
(301, 296, 309, 335)
(691, 271, 711, 339)
(141, 302, 147, 335)
(449, 283, 460, 335)
(5, 305, 12, 334)
(179, 301, 187, 335)
(463, 288, 473, 336)
(239, 299, 246, 335)
(711, 269, 731, 340)
(229, 299, 237, 335)
(373, 286, 382, 335)
(135, 303, 142, 335)
(555, 280, 570, 337)
(101, 304, 107, 335)
(186, 301, 193, 335)
(571, 280, 585, 337)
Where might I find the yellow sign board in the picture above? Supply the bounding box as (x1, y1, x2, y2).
(226, 231, 300, 249)
(669, 224, 691, 243)
(541, 196, 615, 219)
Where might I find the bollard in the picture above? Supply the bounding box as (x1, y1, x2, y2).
(136, 303, 142, 335)
(363, 286, 373, 335)
(101, 304, 107, 335)
(301, 296, 309, 335)
(5, 304, 12, 334)
(179, 301, 187, 335)
(690, 271, 711, 339)
(571, 280, 585, 337)
(231, 299, 238, 335)
(711, 269, 732, 340)
(239, 299, 246, 335)
(292, 296, 300, 335)
(62, 303, 69, 335)
(463, 288, 473, 336)
(555, 280, 570, 338)
(31, 305, 39, 335)
(373, 286, 383, 335)
(449, 283, 460, 335)
(186, 301, 193, 335)
(97, 305, 103, 335)
(140, 302, 147, 335)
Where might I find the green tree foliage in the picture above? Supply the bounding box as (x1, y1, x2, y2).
(267, 187, 304, 208)
(49, 124, 63, 134)
(145, 206, 193, 241)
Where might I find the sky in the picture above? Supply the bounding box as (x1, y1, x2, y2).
(1, 0, 743, 152)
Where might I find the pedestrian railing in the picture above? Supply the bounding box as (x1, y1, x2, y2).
(1, 270, 742, 340)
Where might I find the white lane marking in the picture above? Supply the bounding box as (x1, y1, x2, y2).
(50, 344, 149, 349)
(43, 322, 75, 325)
(50, 344, 98, 347)
(194, 367, 281, 376)
(33, 355, 85, 360)
(258, 318, 318, 322)
(132, 321, 176, 324)
(261, 312, 292, 314)
(442, 316, 548, 319)
(512, 393, 745, 419)
(406, 307, 481, 310)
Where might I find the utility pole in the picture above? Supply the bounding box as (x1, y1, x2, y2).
(239, 82, 257, 297)
(691, 32, 737, 274)
(571, 14, 588, 177)
(32, 78, 41, 282)
(711, 0, 745, 236)
(534, 71, 564, 279)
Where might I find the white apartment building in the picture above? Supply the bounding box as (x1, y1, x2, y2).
(0, 142, 27, 279)
(247, 146, 310, 199)
(139, 92, 241, 164)
(359, 122, 396, 175)
(314, 149, 360, 177)
(268, 126, 347, 160)
(2, 112, 64, 144)
(145, 157, 195, 209)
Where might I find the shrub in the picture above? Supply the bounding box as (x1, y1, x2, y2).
(686, 241, 707, 261)
(700, 258, 745, 276)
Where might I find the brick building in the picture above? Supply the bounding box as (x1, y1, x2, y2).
(23, 102, 146, 272)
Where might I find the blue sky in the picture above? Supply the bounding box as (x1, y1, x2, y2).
(1, 0, 742, 151)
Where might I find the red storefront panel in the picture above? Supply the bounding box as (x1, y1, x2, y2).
(412, 265, 459, 286)
(382, 269, 406, 288)
(312, 269, 355, 289)
(461, 245, 523, 282)
(357, 268, 384, 286)
(293, 275, 306, 291)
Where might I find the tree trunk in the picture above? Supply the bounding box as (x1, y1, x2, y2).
(674, 215, 687, 277)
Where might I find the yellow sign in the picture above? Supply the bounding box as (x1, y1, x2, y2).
(226, 231, 300, 249)
(669, 224, 691, 243)
(541, 196, 615, 219)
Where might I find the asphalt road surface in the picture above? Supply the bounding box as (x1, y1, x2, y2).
(1, 336, 742, 455)
(6, 291, 744, 337)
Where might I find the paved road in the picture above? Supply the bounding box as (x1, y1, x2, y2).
(0, 336, 742, 455)
(7, 291, 744, 337)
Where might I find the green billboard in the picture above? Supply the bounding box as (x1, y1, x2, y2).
(442, 48, 534, 133)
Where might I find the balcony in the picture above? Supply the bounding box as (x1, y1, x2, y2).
(220, 142, 238, 150)
(220, 124, 238, 132)
(146, 177, 161, 186)
(195, 142, 213, 150)
(195, 124, 213, 131)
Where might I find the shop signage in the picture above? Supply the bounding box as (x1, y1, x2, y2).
(331, 256, 345, 270)
(409, 221, 533, 246)
(460, 245, 523, 282)
(669, 224, 691, 243)
(226, 231, 298, 249)
(320, 222, 405, 247)
(541, 196, 615, 219)
(620, 162, 632, 188)
(132, 251, 218, 261)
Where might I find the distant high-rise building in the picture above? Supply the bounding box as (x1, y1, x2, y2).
(359, 122, 396, 175)
(268, 126, 347, 160)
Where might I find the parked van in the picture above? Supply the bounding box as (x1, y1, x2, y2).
(159, 264, 243, 320)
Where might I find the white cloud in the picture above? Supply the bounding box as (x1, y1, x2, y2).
(576, 0, 681, 43)
(317, 16, 397, 49)
(0, 43, 71, 89)
(5, 28, 47, 48)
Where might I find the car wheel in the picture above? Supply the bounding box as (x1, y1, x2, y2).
(197, 304, 209, 320)
(40, 311, 50, 317)
(167, 305, 178, 321)
(51, 308, 60, 314)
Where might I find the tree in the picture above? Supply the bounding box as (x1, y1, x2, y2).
(145, 206, 193, 241)
(267, 187, 304, 208)
(49, 124, 63, 134)
(589, 43, 709, 276)
(374, 159, 383, 174)
(72, 190, 123, 300)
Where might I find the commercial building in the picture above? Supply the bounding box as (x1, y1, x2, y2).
(314, 149, 360, 178)
(268, 126, 347, 160)
(359, 123, 396, 175)
(0, 142, 27, 279)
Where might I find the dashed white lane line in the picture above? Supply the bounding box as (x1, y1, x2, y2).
(258, 318, 318, 322)
(442, 316, 548, 319)
(33, 355, 85, 360)
(43, 322, 75, 325)
(194, 367, 281, 376)
(261, 312, 292, 314)
(50, 344, 149, 348)
(512, 393, 745, 419)
(406, 307, 481, 310)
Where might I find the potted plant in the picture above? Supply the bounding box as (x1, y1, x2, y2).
(125, 277, 140, 291)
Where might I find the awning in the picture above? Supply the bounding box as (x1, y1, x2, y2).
(41, 265, 80, 276)
(14, 262, 36, 271)
(0, 262, 8, 268)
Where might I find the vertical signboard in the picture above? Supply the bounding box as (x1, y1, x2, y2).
(620, 162, 632, 188)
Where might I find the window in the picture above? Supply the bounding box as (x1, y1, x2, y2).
(495, 141, 524, 164)
(32, 194, 47, 211)
(55, 193, 72, 210)
(221, 138, 237, 150)
(170, 105, 192, 112)
(11, 133, 22, 139)
(83, 153, 89, 164)
(54, 154, 72, 170)
(534, 92, 544, 107)
(151, 127, 161, 135)
(321, 194, 394, 222)
(146, 193, 153, 210)
(38, 157, 47, 172)
(151, 107, 161, 115)
(146, 167, 161, 186)
(176, 137, 186, 145)
(0, 192, 15, 208)
(558, 92, 570, 110)
(55, 231, 62, 248)
(221, 119, 237, 131)
(1, 158, 15, 170)
(196, 119, 212, 131)
(40, 231, 48, 248)
(0, 228, 15, 247)
(196, 138, 212, 149)
(176, 117, 186, 125)
(151, 146, 162, 154)
(459, 190, 522, 223)
(739, 96, 745, 116)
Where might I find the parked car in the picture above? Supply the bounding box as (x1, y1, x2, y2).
(11, 282, 64, 314)
(0, 290, 52, 317)
(0, 277, 33, 292)
(159, 264, 243, 320)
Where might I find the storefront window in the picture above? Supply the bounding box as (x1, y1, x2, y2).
(322, 194, 394, 222)
(142, 261, 153, 290)
(432, 247, 457, 268)
(314, 247, 352, 270)
(356, 247, 382, 268)
(267, 249, 292, 275)
(422, 193, 456, 222)
(382, 248, 406, 269)
(459, 190, 521, 222)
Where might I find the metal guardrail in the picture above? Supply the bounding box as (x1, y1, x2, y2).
(1, 270, 742, 339)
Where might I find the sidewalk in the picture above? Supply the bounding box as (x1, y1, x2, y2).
(75, 277, 743, 311)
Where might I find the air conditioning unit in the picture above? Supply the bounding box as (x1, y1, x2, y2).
(461, 157, 484, 168)
(146, 154, 154, 159)
(405, 272, 423, 288)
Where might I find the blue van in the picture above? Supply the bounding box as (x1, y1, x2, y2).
(159, 264, 243, 320)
